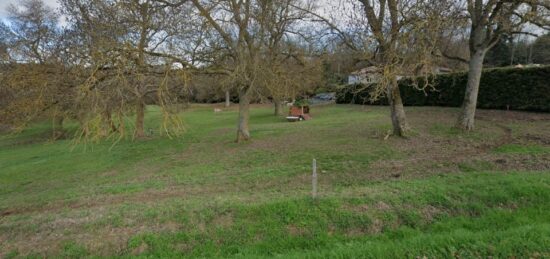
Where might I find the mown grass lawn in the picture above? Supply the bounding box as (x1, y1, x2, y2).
(0, 104, 549, 258)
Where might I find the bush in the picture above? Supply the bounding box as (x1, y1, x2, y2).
(336, 66, 550, 112)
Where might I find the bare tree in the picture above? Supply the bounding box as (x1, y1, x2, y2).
(0, 0, 75, 138)
(358, 0, 411, 135)
(5, 0, 60, 64)
(253, 0, 319, 116)
(444, 0, 550, 131)
(259, 42, 324, 116)
(0, 23, 13, 63)
(348, 0, 454, 136)
(159, 0, 317, 142)
(60, 0, 192, 140)
(188, 0, 267, 141)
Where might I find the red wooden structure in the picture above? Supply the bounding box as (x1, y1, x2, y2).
(287, 105, 311, 121)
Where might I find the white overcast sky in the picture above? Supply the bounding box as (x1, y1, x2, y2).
(0, 0, 544, 38)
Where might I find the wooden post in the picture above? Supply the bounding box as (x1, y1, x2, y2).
(312, 159, 317, 199)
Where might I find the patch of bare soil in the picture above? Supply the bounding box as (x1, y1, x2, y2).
(287, 224, 306, 236)
(1, 221, 179, 258)
(0, 183, 220, 219)
(367, 109, 550, 179)
(520, 134, 550, 145)
(492, 154, 550, 171)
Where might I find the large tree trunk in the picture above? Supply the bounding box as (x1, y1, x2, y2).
(236, 88, 251, 143)
(135, 100, 145, 138)
(225, 90, 231, 107)
(457, 49, 486, 131)
(388, 77, 409, 136)
(52, 115, 65, 139)
(273, 98, 284, 116)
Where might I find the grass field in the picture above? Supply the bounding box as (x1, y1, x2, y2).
(1, 104, 549, 258)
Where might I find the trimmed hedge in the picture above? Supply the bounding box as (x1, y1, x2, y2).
(336, 66, 550, 112)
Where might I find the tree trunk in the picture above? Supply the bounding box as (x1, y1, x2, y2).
(457, 49, 486, 131)
(101, 110, 117, 136)
(510, 38, 516, 66)
(273, 98, 284, 116)
(135, 100, 145, 138)
(77, 112, 88, 137)
(388, 76, 409, 136)
(109, 113, 118, 133)
(236, 88, 250, 143)
(225, 90, 231, 107)
(52, 115, 65, 139)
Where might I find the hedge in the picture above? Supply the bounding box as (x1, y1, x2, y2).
(336, 66, 550, 112)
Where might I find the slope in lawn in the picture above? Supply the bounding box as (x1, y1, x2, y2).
(0, 104, 549, 257)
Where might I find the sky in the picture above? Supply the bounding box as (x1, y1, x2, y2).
(0, 0, 544, 39)
(0, 0, 60, 20)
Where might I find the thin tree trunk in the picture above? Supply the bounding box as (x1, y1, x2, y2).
(118, 113, 126, 136)
(273, 98, 284, 116)
(101, 110, 117, 136)
(135, 100, 145, 138)
(225, 90, 231, 107)
(387, 76, 409, 136)
(457, 49, 486, 131)
(528, 43, 534, 64)
(79, 120, 88, 137)
(52, 115, 65, 139)
(108, 112, 118, 132)
(77, 112, 88, 137)
(236, 88, 250, 143)
(510, 38, 516, 66)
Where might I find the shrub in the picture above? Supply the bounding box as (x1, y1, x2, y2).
(336, 66, 550, 112)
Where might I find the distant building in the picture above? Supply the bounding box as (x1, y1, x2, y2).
(348, 66, 452, 85)
(347, 66, 381, 85)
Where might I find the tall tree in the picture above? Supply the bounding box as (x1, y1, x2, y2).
(120, 0, 178, 138)
(61, 0, 192, 140)
(161, 0, 316, 142)
(259, 42, 324, 116)
(450, 0, 549, 131)
(310, 0, 454, 136)
(254, 0, 317, 116)
(191, 0, 257, 142)
(357, 0, 410, 136)
(353, 0, 452, 136)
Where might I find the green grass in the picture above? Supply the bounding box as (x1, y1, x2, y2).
(0, 104, 549, 257)
(495, 144, 550, 154)
(119, 172, 550, 258)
